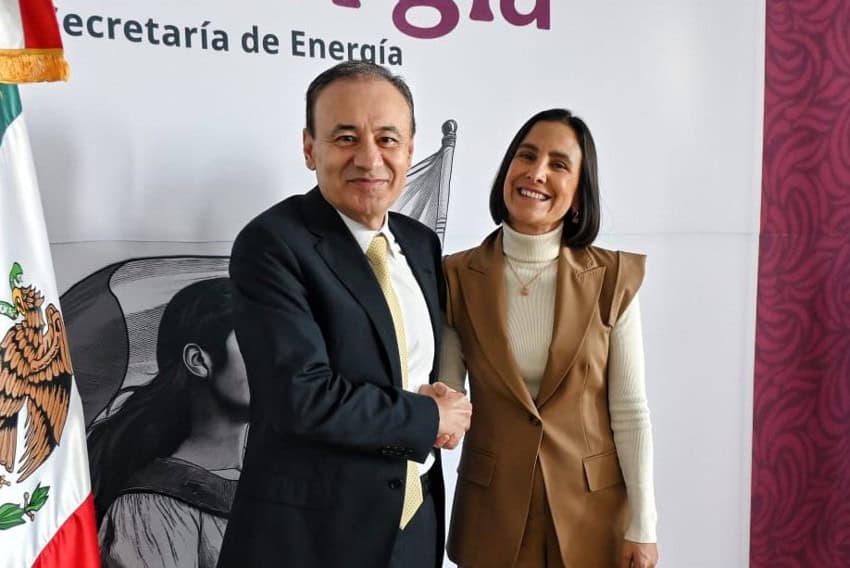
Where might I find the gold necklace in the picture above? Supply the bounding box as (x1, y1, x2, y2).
(505, 258, 556, 296)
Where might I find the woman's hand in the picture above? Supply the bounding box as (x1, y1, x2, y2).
(621, 540, 658, 568)
(419, 382, 470, 449)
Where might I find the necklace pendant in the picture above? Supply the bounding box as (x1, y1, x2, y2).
(520, 286, 530, 296)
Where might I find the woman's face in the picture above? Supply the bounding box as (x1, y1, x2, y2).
(211, 331, 250, 410)
(502, 120, 583, 235)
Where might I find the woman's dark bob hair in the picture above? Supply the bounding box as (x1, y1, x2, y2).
(489, 108, 601, 248)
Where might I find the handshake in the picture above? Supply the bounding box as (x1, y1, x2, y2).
(418, 382, 472, 450)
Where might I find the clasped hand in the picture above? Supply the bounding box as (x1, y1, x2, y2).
(418, 382, 471, 449)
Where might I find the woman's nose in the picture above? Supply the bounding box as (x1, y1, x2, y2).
(525, 161, 546, 183)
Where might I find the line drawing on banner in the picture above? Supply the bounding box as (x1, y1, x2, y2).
(392, 119, 457, 243)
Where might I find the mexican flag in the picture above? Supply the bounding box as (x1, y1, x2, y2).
(0, 1, 98, 565)
(0, 82, 99, 568)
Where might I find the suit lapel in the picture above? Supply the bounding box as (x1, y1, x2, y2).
(460, 230, 537, 415)
(534, 246, 605, 408)
(302, 189, 402, 386)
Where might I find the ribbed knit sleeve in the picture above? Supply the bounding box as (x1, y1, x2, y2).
(439, 320, 467, 393)
(608, 295, 657, 543)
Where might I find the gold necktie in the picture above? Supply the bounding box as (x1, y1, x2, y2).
(366, 234, 423, 530)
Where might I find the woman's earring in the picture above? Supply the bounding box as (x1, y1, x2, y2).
(570, 208, 580, 224)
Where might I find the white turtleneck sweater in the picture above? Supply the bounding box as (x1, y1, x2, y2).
(440, 223, 658, 543)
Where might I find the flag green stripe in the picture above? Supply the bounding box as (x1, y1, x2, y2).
(0, 84, 23, 141)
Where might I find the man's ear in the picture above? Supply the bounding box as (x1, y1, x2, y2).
(183, 343, 212, 379)
(406, 137, 415, 169)
(303, 128, 316, 171)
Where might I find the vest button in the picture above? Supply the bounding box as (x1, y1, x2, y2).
(388, 478, 403, 490)
(528, 414, 541, 426)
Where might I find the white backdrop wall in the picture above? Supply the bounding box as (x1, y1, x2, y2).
(21, 1, 765, 566)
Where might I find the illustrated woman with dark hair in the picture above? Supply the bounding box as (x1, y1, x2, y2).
(87, 277, 249, 568)
(436, 110, 659, 567)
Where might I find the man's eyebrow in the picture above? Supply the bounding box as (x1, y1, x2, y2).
(376, 126, 403, 136)
(329, 125, 405, 138)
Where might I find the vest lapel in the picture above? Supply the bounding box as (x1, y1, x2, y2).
(535, 246, 605, 408)
(460, 231, 537, 415)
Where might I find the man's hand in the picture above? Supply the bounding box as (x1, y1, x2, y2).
(419, 382, 471, 449)
(621, 540, 658, 568)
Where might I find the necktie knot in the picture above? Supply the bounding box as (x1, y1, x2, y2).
(367, 233, 389, 267)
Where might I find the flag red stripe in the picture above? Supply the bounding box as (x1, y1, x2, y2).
(17, 0, 64, 49)
(30, 494, 100, 568)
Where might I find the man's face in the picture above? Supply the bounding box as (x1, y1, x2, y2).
(303, 78, 414, 229)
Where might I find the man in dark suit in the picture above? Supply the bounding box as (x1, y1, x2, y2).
(217, 61, 472, 568)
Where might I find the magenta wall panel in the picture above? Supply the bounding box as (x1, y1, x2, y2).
(752, 2, 850, 566)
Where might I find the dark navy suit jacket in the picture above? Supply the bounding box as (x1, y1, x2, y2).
(218, 188, 445, 568)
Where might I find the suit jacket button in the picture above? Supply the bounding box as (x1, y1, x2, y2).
(388, 478, 403, 490)
(529, 414, 541, 426)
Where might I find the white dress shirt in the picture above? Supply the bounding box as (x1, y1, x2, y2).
(337, 210, 436, 474)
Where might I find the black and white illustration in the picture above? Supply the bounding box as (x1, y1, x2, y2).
(63, 258, 240, 567)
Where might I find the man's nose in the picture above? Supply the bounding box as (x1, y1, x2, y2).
(353, 139, 382, 170)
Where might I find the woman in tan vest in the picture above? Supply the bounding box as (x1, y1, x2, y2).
(436, 109, 658, 567)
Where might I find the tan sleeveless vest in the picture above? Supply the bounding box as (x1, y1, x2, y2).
(444, 229, 645, 568)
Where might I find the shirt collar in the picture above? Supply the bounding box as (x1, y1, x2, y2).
(335, 209, 399, 257)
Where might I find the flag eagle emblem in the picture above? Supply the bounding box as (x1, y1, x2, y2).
(0, 262, 72, 483)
